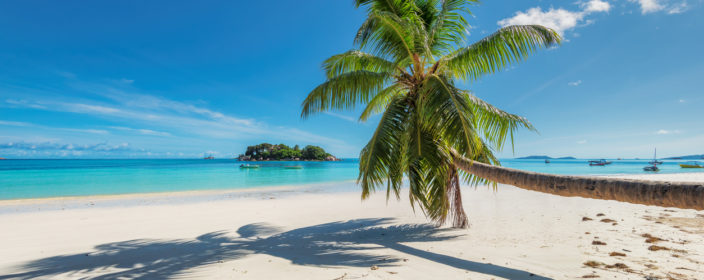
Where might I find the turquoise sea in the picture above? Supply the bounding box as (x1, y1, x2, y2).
(1, 159, 702, 200)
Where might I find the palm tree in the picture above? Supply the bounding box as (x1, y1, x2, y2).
(302, 0, 704, 228)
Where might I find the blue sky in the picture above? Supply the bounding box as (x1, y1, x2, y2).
(1, 0, 702, 159)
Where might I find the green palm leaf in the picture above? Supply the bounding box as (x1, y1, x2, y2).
(439, 25, 561, 81)
(359, 95, 410, 198)
(323, 50, 400, 79)
(301, 70, 392, 118)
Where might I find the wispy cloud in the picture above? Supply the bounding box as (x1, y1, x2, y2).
(497, 0, 610, 36)
(323, 112, 357, 123)
(0, 120, 33, 127)
(656, 129, 682, 135)
(1, 76, 352, 154)
(5, 99, 47, 109)
(0, 120, 109, 135)
(0, 141, 173, 158)
(628, 0, 689, 14)
(667, 1, 689, 14)
(61, 128, 110, 135)
(568, 80, 583, 86)
(65, 103, 122, 114)
(0, 141, 130, 152)
(577, 140, 588, 144)
(110, 126, 171, 137)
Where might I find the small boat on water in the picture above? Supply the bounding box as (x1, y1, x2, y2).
(239, 164, 260, 169)
(283, 165, 304, 169)
(589, 159, 611, 166)
(679, 162, 703, 168)
(643, 148, 660, 171)
(544, 159, 550, 164)
(204, 154, 215, 160)
(648, 148, 663, 165)
(643, 165, 659, 172)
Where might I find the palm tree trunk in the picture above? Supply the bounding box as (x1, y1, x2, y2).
(451, 153, 704, 210)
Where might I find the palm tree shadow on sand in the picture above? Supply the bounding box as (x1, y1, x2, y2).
(0, 218, 551, 280)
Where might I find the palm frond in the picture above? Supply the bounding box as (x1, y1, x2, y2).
(418, 74, 484, 156)
(464, 90, 535, 152)
(427, 0, 475, 55)
(439, 25, 561, 81)
(359, 84, 405, 121)
(358, 95, 409, 198)
(354, 0, 419, 17)
(301, 71, 392, 118)
(323, 50, 400, 79)
(354, 11, 417, 63)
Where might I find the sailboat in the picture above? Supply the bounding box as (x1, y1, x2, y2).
(643, 148, 660, 172)
(648, 148, 663, 165)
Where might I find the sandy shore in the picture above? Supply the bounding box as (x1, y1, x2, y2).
(0, 173, 703, 279)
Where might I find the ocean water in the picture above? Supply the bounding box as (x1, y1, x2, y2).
(0, 158, 702, 200)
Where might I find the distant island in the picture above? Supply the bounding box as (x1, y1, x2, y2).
(663, 154, 704, 160)
(237, 143, 339, 161)
(516, 155, 577, 160)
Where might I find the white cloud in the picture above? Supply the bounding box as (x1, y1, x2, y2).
(110, 126, 172, 137)
(628, 0, 688, 14)
(62, 128, 110, 135)
(583, 0, 612, 12)
(0, 141, 130, 152)
(678, 99, 686, 103)
(0, 119, 109, 135)
(497, 0, 610, 36)
(629, 0, 665, 13)
(499, 0, 687, 38)
(323, 112, 357, 122)
(577, 140, 588, 144)
(656, 129, 681, 135)
(498, 8, 582, 36)
(65, 103, 121, 114)
(568, 80, 583, 86)
(5, 99, 47, 109)
(667, 1, 689, 14)
(0, 120, 33, 127)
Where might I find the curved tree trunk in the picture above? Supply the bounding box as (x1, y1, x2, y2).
(452, 153, 704, 210)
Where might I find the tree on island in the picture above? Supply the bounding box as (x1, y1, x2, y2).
(240, 143, 335, 161)
(302, 0, 703, 228)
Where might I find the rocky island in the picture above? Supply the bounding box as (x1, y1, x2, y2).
(237, 143, 339, 161)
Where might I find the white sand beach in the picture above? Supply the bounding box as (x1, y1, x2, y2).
(1, 173, 703, 279)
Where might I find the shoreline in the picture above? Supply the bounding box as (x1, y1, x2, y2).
(0, 179, 358, 205)
(1, 172, 702, 205)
